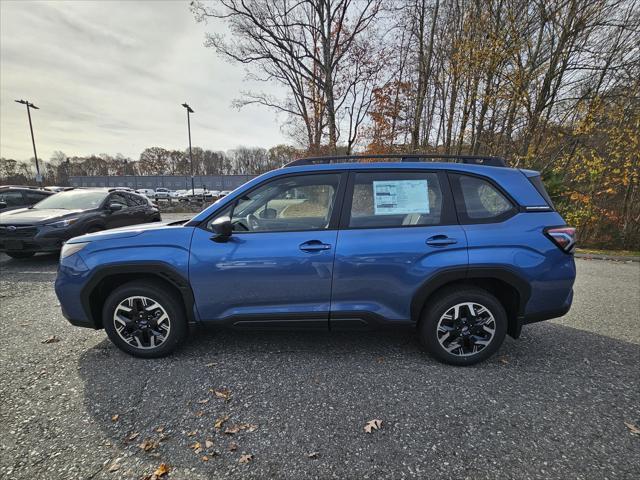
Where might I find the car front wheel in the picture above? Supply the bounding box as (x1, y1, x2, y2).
(419, 287, 507, 366)
(102, 280, 187, 358)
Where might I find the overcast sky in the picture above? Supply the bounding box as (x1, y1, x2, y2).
(0, 0, 288, 162)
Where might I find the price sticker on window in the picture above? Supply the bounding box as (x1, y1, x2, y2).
(373, 180, 430, 215)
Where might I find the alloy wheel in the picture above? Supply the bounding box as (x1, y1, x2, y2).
(436, 302, 496, 357)
(113, 296, 171, 350)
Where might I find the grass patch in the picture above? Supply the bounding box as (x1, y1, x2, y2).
(576, 248, 640, 257)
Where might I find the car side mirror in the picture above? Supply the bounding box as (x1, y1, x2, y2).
(210, 216, 232, 242)
(0, 201, 7, 210)
(259, 208, 277, 219)
(107, 203, 123, 212)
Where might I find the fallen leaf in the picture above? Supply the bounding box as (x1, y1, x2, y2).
(364, 419, 383, 433)
(194, 410, 205, 417)
(228, 442, 238, 452)
(224, 425, 241, 434)
(197, 398, 210, 404)
(139, 439, 158, 452)
(155, 426, 164, 433)
(375, 356, 384, 363)
(205, 439, 214, 449)
(186, 430, 197, 437)
(497, 355, 510, 364)
(111, 414, 119, 422)
(214, 415, 229, 429)
(624, 421, 640, 435)
(126, 432, 140, 441)
(202, 455, 209, 462)
(307, 451, 320, 459)
(190, 441, 201, 451)
(212, 388, 232, 401)
(240, 423, 258, 432)
(239, 453, 253, 464)
(153, 463, 170, 477)
(158, 432, 169, 442)
(41, 335, 60, 344)
(205, 362, 217, 367)
(108, 463, 120, 472)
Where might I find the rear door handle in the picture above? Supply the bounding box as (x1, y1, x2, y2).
(426, 235, 458, 247)
(299, 240, 332, 252)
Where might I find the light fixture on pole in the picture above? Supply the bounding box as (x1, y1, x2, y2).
(181, 102, 195, 197)
(15, 99, 42, 185)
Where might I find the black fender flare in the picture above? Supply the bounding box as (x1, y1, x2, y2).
(80, 262, 197, 327)
(410, 266, 531, 321)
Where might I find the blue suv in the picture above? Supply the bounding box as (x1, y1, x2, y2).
(55, 155, 576, 365)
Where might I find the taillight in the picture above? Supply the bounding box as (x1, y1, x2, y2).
(545, 226, 576, 253)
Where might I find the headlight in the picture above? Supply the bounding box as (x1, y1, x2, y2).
(60, 242, 88, 259)
(46, 218, 79, 228)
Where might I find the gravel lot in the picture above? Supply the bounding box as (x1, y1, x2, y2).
(1, 217, 638, 479)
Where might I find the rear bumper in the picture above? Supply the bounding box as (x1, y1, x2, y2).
(523, 288, 573, 325)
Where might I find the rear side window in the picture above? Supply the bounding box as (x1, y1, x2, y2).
(527, 175, 555, 209)
(0, 190, 24, 207)
(450, 174, 515, 223)
(347, 172, 446, 228)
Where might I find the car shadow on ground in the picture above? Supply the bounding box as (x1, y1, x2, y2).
(76, 322, 640, 479)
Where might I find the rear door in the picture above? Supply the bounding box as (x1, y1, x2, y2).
(330, 170, 468, 328)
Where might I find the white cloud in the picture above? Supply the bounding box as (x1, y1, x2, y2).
(0, 0, 289, 161)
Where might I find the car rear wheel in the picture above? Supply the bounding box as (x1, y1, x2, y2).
(6, 251, 35, 259)
(419, 287, 507, 366)
(102, 281, 187, 358)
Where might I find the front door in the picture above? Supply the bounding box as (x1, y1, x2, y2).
(189, 172, 346, 328)
(331, 170, 468, 328)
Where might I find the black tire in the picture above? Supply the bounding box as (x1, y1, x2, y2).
(102, 280, 187, 358)
(6, 251, 35, 259)
(419, 287, 507, 366)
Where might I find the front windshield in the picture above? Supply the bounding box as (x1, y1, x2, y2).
(33, 190, 107, 210)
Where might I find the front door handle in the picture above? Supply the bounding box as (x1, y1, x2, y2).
(426, 235, 458, 247)
(299, 240, 332, 252)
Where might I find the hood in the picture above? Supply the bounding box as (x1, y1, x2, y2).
(67, 220, 186, 244)
(0, 208, 85, 225)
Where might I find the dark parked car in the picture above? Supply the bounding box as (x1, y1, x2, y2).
(0, 188, 161, 259)
(0, 186, 53, 213)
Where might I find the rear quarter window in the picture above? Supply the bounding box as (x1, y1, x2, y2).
(450, 173, 516, 223)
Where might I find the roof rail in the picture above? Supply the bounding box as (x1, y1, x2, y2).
(285, 153, 507, 168)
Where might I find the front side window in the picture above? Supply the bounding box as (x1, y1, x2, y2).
(108, 193, 129, 209)
(207, 173, 342, 233)
(348, 172, 444, 228)
(451, 174, 515, 222)
(25, 191, 49, 203)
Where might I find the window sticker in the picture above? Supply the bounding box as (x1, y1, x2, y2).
(373, 180, 429, 215)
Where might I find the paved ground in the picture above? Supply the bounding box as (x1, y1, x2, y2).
(0, 219, 638, 479)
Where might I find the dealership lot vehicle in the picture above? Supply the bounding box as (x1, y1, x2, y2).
(55, 155, 575, 365)
(154, 187, 172, 201)
(0, 185, 52, 212)
(0, 188, 161, 258)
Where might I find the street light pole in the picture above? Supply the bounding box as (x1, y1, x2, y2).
(15, 99, 42, 185)
(181, 102, 195, 197)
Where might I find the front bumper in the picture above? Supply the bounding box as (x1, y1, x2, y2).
(0, 226, 78, 253)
